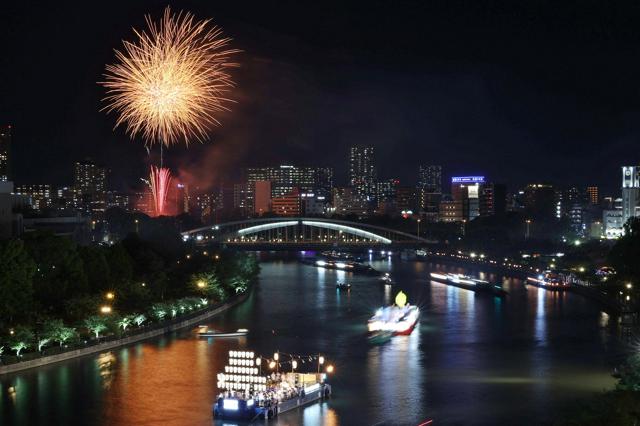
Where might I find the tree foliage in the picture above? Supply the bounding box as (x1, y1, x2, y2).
(0, 239, 36, 326)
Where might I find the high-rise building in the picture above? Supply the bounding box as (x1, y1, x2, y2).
(233, 183, 252, 217)
(622, 166, 640, 224)
(15, 184, 52, 210)
(586, 186, 599, 205)
(377, 178, 400, 203)
(245, 165, 334, 211)
(395, 186, 418, 214)
(523, 184, 556, 219)
(418, 165, 442, 219)
(349, 146, 377, 200)
(254, 180, 272, 215)
(418, 165, 442, 193)
(479, 183, 506, 217)
(74, 159, 107, 216)
(451, 176, 484, 221)
(0, 125, 11, 182)
(271, 188, 301, 217)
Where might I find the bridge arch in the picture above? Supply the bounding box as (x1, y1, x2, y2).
(182, 217, 433, 247)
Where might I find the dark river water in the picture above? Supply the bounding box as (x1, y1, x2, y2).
(0, 253, 631, 426)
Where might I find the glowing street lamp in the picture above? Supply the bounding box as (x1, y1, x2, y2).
(292, 360, 297, 372)
(106, 292, 115, 300)
(318, 355, 325, 374)
(274, 352, 279, 373)
(326, 364, 334, 374)
(197, 280, 206, 289)
(100, 305, 112, 314)
(626, 283, 633, 290)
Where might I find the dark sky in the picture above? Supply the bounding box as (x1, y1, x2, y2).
(2, 1, 640, 194)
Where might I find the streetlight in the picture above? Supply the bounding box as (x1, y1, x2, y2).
(626, 283, 633, 290)
(197, 280, 206, 289)
(105, 292, 115, 300)
(326, 365, 334, 374)
(134, 219, 139, 233)
(274, 352, 279, 373)
(100, 305, 112, 314)
(417, 218, 421, 237)
(292, 359, 297, 372)
(318, 355, 325, 374)
(525, 219, 532, 239)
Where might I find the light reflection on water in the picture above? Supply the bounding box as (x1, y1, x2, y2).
(0, 256, 629, 426)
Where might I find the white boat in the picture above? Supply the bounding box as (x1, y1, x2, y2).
(199, 328, 249, 338)
(368, 291, 420, 335)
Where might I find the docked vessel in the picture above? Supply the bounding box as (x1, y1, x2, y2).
(429, 272, 507, 296)
(213, 350, 332, 420)
(368, 291, 420, 335)
(526, 270, 570, 291)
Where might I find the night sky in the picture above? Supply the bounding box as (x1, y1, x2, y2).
(2, 1, 640, 194)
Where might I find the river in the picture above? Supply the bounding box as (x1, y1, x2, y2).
(0, 253, 629, 425)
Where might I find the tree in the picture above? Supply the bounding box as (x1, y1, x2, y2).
(608, 218, 640, 282)
(44, 319, 77, 347)
(79, 245, 111, 294)
(117, 316, 132, 332)
(84, 316, 108, 339)
(132, 314, 146, 327)
(10, 326, 34, 357)
(36, 335, 50, 352)
(23, 231, 88, 316)
(192, 271, 227, 301)
(616, 354, 640, 392)
(151, 304, 167, 321)
(0, 239, 36, 325)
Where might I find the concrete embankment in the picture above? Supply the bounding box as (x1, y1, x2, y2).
(0, 291, 249, 375)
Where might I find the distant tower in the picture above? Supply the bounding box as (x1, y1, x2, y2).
(622, 166, 640, 224)
(349, 146, 377, 200)
(418, 165, 442, 193)
(0, 125, 12, 182)
(74, 159, 107, 216)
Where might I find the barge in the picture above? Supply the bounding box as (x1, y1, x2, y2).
(300, 258, 378, 275)
(213, 350, 332, 421)
(526, 270, 570, 291)
(429, 272, 507, 297)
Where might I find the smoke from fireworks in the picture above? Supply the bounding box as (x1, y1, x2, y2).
(149, 166, 172, 216)
(100, 6, 239, 147)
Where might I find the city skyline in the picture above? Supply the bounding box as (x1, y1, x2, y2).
(2, 1, 640, 193)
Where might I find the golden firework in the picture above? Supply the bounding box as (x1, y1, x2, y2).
(101, 6, 238, 146)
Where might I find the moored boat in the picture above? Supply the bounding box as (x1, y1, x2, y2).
(429, 272, 507, 296)
(526, 270, 570, 291)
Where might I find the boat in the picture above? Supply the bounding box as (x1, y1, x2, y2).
(199, 328, 249, 338)
(368, 291, 420, 335)
(300, 258, 378, 275)
(336, 282, 351, 291)
(526, 270, 570, 291)
(368, 330, 394, 345)
(213, 350, 332, 420)
(379, 272, 394, 285)
(429, 272, 507, 296)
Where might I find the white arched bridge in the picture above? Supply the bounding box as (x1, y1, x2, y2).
(182, 217, 434, 248)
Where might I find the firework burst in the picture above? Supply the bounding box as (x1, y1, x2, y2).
(101, 6, 239, 146)
(149, 166, 172, 216)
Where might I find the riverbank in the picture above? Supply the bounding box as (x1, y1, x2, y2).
(424, 252, 635, 316)
(0, 290, 250, 376)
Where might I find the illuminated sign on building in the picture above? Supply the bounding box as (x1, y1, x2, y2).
(452, 176, 485, 183)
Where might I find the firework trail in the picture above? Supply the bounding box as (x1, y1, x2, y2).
(100, 6, 239, 147)
(149, 166, 172, 216)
